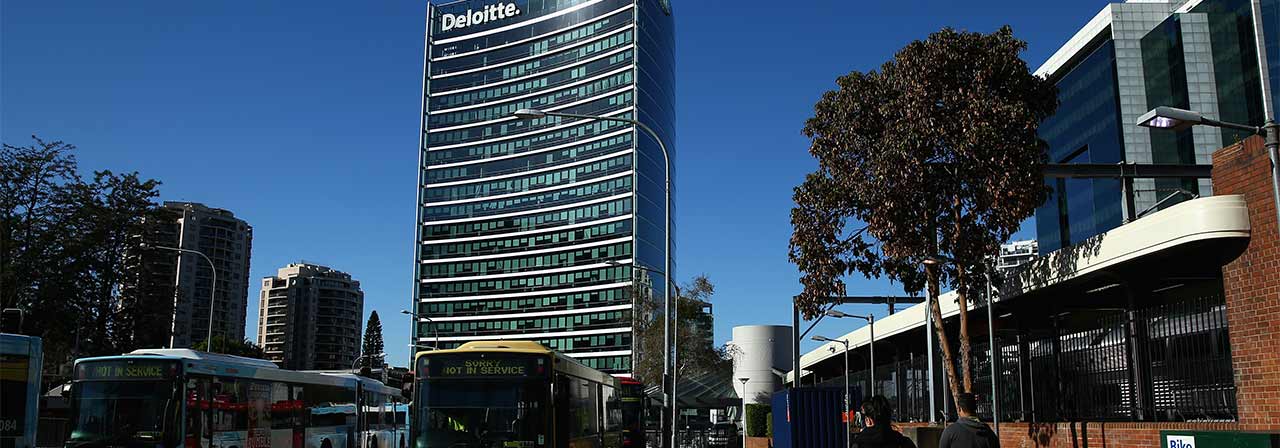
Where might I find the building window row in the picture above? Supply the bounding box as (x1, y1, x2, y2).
(431, 31, 634, 108)
(431, 1, 632, 68)
(425, 91, 633, 146)
(428, 69, 633, 128)
(424, 175, 632, 220)
(426, 153, 632, 203)
(432, 331, 631, 354)
(422, 219, 632, 259)
(430, 26, 634, 93)
(423, 241, 631, 278)
(425, 111, 631, 165)
(423, 197, 631, 240)
(427, 133, 632, 183)
(578, 355, 630, 372)
(424, 266, 630, 297)
(430, 310, 629, 336)
(422, 286, 628, 317)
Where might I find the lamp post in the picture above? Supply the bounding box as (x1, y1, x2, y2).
(812, 336, 852, 448)
(401, 309, 439, 353)
(1137, 106, 1280, 234)
(824, 311, 874, 395)
(514, 108, 675, 448)
(606, 260, 680, 448)
(738, 377, 750, 448)
(352, 352, 386, 372)
(144, 244, 218, 353)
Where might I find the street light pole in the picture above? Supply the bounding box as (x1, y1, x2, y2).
(514, 108, 675, 448)
(738, 377, 750, 448)
(146, 244, 218, 353)
(401, 309, 439, 353)
(813, 336, 851, 448)
(352, 352, 386, 371)
(1137, 107, 1280, 233)
(825, 311, 875, 395)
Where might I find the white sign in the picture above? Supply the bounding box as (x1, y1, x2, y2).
(441, 2, 521, 32)
(1168, 435, 1196, 448)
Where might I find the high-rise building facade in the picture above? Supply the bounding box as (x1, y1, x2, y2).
(1033, 0, 1278, 253)
(257, 263, 364, 371)
(138, 202, 254, 348)
(413, 0, 676, 374)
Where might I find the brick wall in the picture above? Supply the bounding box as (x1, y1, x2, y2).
(899, 422, 1239, 448)
(1212, 136, 1280, 431)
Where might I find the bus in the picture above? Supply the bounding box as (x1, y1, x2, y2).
(1, 333, 42, 448)
(616, 378, 645, 448)
(312, 373, 409, 448)
(412, 341, 623, 448)
(64, 348, 405, 448)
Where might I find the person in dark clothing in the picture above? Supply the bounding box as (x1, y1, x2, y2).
(852, 395, 917, 448)
(939, 393, 1000, 448)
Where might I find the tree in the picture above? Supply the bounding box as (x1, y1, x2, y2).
(2, 135, 165, 384)
(361, 311, 385, 370)
(788, 27, 1057, 413)
(193, 336, 266, 359)
(632, 275, 731, 385)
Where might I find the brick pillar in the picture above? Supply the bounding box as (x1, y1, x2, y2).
(1211, 135, 1280, 431)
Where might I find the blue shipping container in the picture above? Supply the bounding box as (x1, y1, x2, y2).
(772, 387, 857, 448)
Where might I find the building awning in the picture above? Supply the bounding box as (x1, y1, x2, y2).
(646, 372, 742, 409)
(789, 194, 1251, 383)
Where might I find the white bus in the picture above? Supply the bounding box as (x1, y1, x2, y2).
(1, 333, 42, 448)
(65, 349, 405, 448)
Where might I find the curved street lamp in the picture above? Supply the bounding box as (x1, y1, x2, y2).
(513, 108, 676, 448)
(1137, 106, 1280, 233)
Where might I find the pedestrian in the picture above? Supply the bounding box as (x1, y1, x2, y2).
(852, 395, 916, 448)
(939, 393, 999, 448)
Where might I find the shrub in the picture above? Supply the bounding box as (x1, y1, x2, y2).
(745, 403, 771, 437)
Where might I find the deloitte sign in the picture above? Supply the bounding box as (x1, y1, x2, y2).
(440, 2, 522, 32)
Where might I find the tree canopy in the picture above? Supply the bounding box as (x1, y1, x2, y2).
(2, 136, 166, 379)
(632, 275, 730, 385)
(789, 26, 1057, 407)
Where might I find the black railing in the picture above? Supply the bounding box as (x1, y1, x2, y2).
(814, 294, 1236, 423)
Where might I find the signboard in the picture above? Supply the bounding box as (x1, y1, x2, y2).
(440, 2, 522, 32)
(1167, 435, 1195, 448)
(76, 360, 177, 380)
(426, 356, 543, 378)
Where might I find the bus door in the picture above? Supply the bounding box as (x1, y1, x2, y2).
(186, 377, 210, 448)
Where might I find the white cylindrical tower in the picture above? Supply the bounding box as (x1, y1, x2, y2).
(729, 325, 793, 405)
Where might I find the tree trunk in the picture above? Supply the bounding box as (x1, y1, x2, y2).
(926, 265, 964, 417)
(954, 267, 974, 395)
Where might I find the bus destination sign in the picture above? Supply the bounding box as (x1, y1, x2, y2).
(77, 360, 177, 380)
(428, 356, 541, 378)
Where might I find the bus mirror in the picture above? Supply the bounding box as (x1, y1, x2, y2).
(60, 384, 70, 399)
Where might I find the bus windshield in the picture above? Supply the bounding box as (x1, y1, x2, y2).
(67, 380, 179, 446)
(418, 379, 547, 448)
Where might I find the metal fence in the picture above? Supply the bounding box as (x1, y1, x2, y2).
(819, 294, 1236, 423)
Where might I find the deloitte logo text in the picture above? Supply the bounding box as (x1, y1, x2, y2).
(441, 3, 522, 32)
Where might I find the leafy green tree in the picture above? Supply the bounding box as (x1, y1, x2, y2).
(193, 336, 266, 359)
(361, 311, 385, 370)
(788, 27, 1057, 412)
(632, 275, 730, 385)
(2, 135, 165, 384)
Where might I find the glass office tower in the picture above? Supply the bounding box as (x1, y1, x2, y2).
(412, 0, 675, 374)
(1034, 0, 1278, 254)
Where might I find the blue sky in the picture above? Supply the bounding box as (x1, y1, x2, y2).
(2, 0, 1112, 366)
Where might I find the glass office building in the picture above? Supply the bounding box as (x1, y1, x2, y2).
(1034, 0, 1278, 253)
(412, 0, 675, 374)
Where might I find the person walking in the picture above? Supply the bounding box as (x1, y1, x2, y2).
(852, 395, 916, 448)
(939, 393, 1000, 448)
